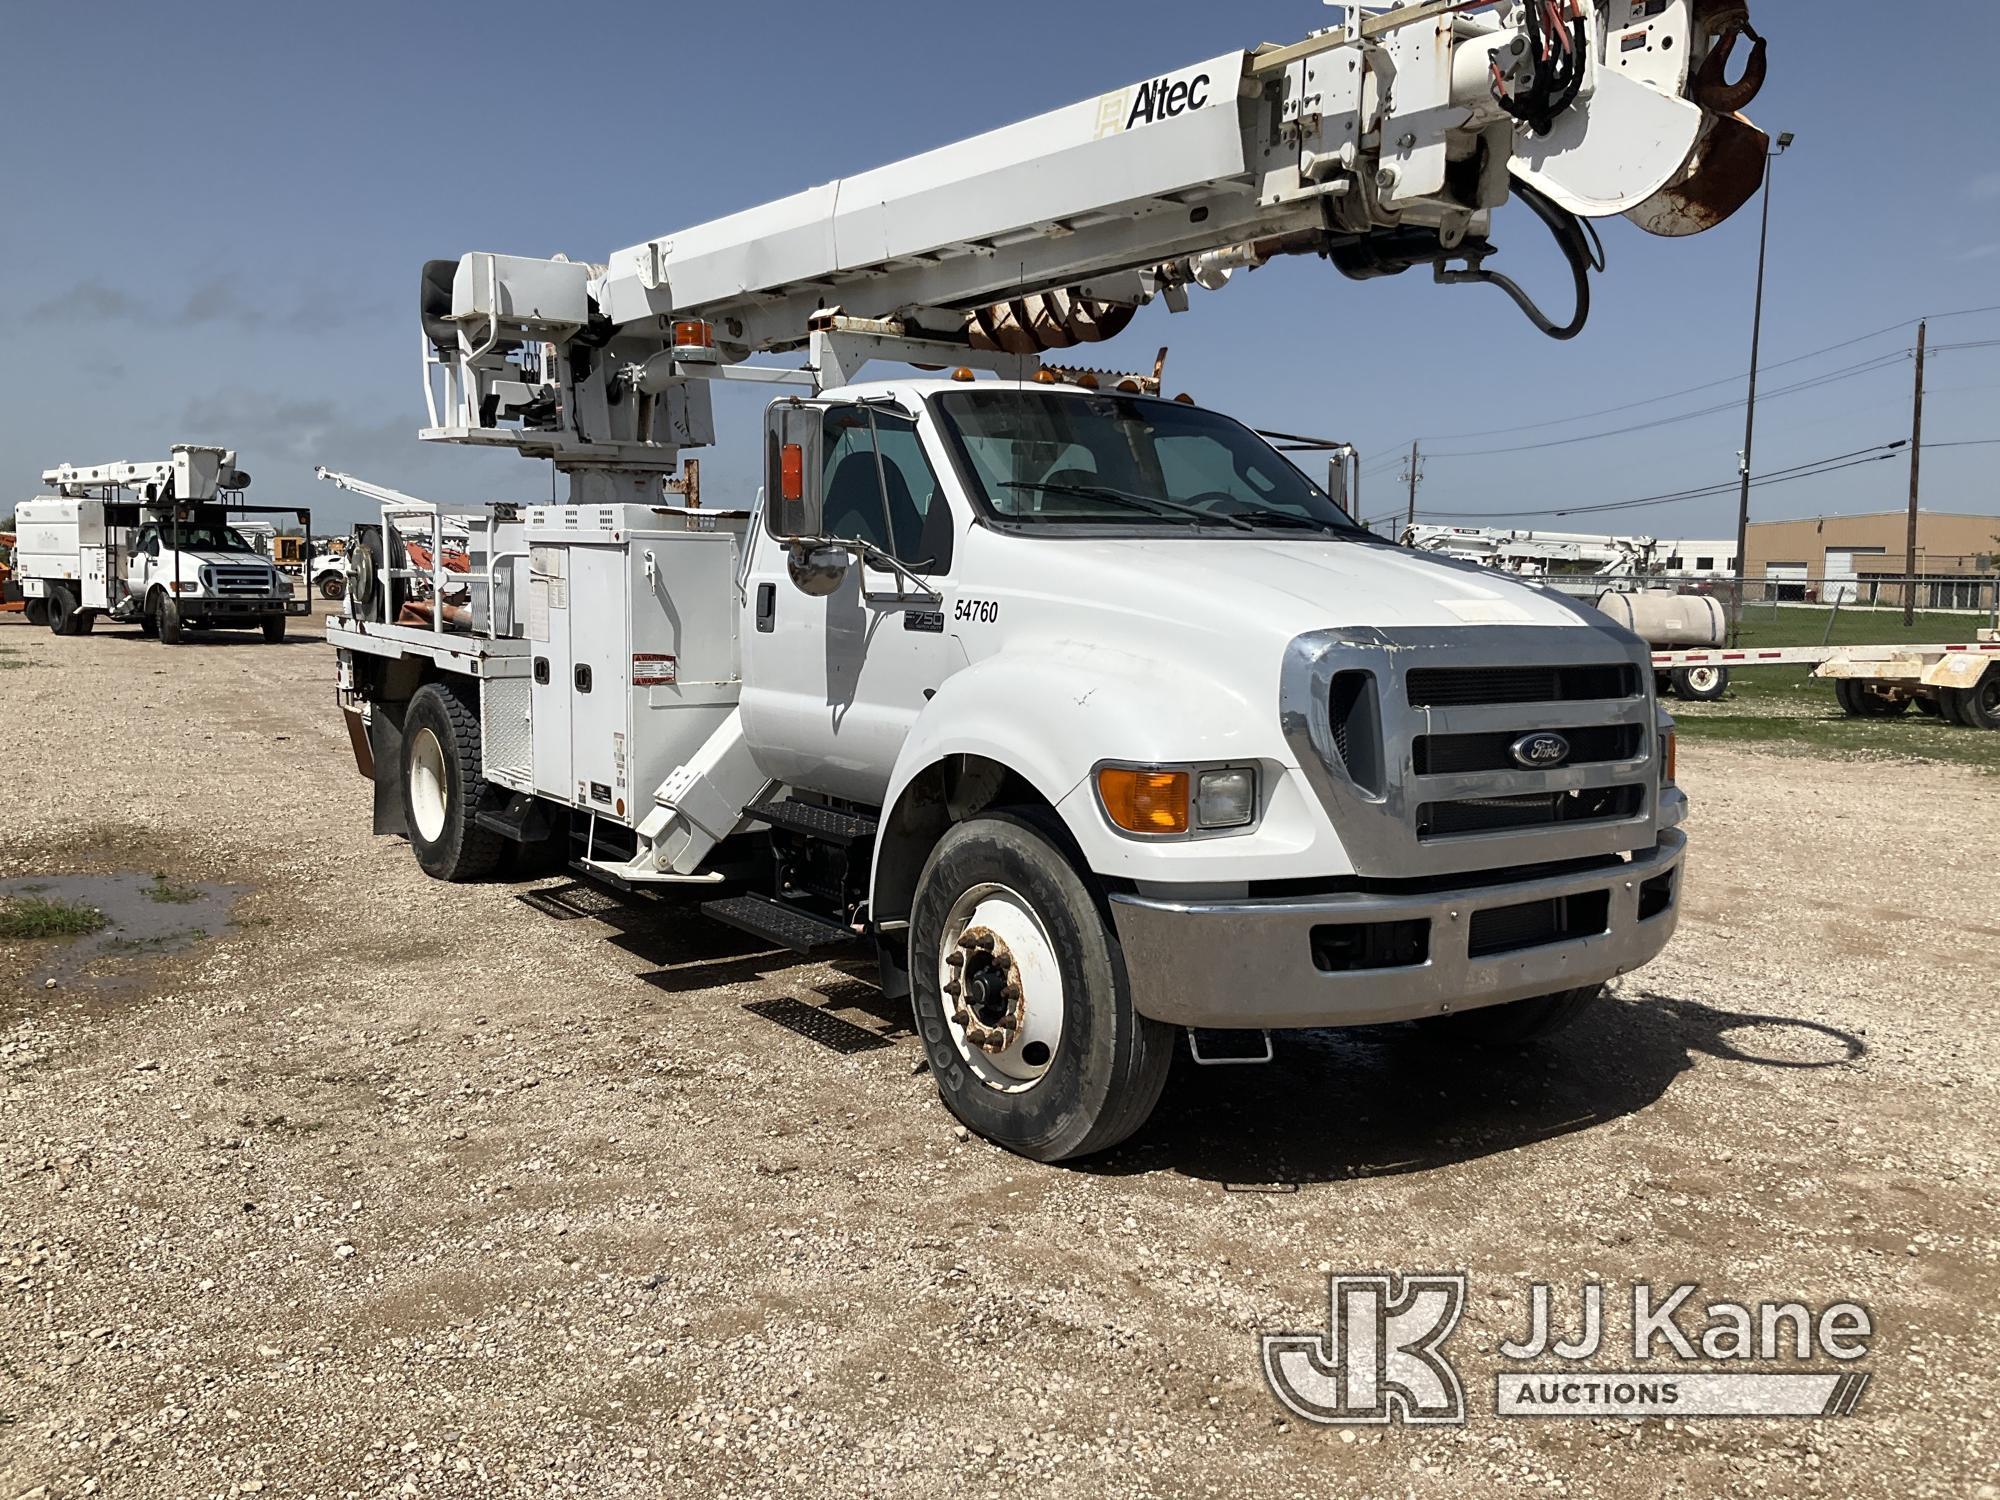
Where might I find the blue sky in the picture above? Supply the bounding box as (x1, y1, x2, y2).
(3, 0, 1998, 540)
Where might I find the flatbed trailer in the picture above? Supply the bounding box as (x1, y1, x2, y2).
(1648, 638, 2000, 729)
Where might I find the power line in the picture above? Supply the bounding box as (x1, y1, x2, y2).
(1392, 303, 2000, 449)
(1425, 351, 1914, 459)
(1418, 442, 1911, 522)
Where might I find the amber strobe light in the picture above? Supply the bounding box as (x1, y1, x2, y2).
(1097, 768, 1189, 834)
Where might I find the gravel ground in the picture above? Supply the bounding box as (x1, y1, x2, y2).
(2, 607, 1994, 1499)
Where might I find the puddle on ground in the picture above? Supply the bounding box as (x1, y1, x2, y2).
(1, 872, 245, 993)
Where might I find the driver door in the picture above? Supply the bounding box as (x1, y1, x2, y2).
(741, 401, 957, 806)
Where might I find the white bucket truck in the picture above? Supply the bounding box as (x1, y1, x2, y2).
(327, 3, 1772, 1158)
(16, 446, 308, 642)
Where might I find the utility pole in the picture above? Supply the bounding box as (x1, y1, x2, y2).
(1904, 319, 1926, 627)
(1730, 131, 1794, 646)
(1402, 440, 1422, 544)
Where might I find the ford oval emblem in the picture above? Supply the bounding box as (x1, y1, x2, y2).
(1510, 732, 1571, 770)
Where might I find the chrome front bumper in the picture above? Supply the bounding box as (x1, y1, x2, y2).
(1109, 830, 1685, 1030)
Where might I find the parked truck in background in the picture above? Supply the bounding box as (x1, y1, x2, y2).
(15, 446, 309, 643)
(325, 2, 1771, 1158)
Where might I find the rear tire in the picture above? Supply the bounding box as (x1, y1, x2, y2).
(24, 597, 47, 628)
(400, 682, 505, 881)
(262, 614, 286, 643)
(47, 585, 76, 636)
(1944, 670, 2000, 731)
(1671, 666, 1729, 702)
(909, 811, 1173, 1163)
(1418, 985, 1604, 1045)
(71, 610, 95, 636)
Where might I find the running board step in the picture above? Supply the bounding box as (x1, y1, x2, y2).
(475, 794, 557, 844)
(701, 894, 858, 953)
(749, 799, 879, 846)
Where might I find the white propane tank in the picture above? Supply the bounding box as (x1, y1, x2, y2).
(1593, 590, 1727, 648)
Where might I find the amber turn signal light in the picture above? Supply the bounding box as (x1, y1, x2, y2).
(1097, 768, 1189, 834)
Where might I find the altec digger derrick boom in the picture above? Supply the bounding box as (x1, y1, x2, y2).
(419, 1, 1767, 500)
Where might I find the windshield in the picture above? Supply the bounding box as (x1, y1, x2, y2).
(150, 524, 257, 553)
(932, 388, 1368, 538)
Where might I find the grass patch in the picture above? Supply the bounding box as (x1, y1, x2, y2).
(0, 897, 108, 940)
(146, 872, 201, 905)
(0, 646, 24, 671)
(1673, 665, 2000, 775)
(1730, 605, 1992, 651)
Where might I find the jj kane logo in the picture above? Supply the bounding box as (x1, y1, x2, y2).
(1262, 1276, 1874, 1426)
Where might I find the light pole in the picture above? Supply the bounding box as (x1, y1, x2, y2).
(1730, 130, 1795, 645)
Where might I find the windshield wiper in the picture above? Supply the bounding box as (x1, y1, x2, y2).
(999, 481, 1257, 532)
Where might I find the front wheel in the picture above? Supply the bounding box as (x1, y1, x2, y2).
(153, 591, 184, 645)
(400, 682, 505, 881)
(318, 573, 346, 600)
(1417, 985, 1604, 1045)
(1671, 665, 1729, 702)
(262, 614, 286, 643)
(910, 812, 1173, 1163)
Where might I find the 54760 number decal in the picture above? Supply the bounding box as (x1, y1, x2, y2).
(954, 598, 1000, 625)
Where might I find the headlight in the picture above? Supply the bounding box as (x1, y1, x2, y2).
(1095, 763, 1260, 838)
(1195, 767, 1257, 829)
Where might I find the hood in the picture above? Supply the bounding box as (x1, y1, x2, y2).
(1002, 534, 1600, 639)
(168, 551, 276, 570)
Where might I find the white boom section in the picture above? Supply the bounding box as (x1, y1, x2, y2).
(43, 445, 245, 504)
(419, 2, 1766, 496)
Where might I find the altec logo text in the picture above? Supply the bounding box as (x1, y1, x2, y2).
(1096, 72, 1213, 138)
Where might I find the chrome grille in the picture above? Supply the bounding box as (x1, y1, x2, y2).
(209, 566, 275, 597)
(1282, 625, 1659, 880)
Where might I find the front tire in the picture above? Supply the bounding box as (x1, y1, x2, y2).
(262, 614, 286, 643)
(399, 682, 505, 881)
(318, 574, 346, 600)
(1671, 665, 1729, 702)
(909, 811, 1173, 1163)
(1418, 985, 1604, 1045)
(153, 591, 184, 645)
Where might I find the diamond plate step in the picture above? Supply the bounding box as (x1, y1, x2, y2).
(701, 894, 857, 953)
(750, 799, 879, 846)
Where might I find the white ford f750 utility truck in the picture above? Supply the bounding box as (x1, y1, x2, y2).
(17, 446, 308, 643)
(327, 2, 1764, 1158)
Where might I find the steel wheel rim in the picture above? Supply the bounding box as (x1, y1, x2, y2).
(408, 728, 449, 843)
(1687, 667, 1721, 694)
(937, 881, 1064, 1092)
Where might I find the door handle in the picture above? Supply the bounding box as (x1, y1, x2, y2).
(574, 664, 592, 693)
(756, 582, 776, 633)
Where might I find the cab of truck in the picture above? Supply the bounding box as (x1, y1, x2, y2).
(736, 376, 1686, 1156)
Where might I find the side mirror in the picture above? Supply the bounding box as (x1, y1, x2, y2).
(786, 543, 851, 598)
(765, 401, 824, 542)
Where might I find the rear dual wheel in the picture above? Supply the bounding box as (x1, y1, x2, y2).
(1942, 668, 2000, 731)
(400, 682, 505, 881)
(910, 811, 1173, 1163)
